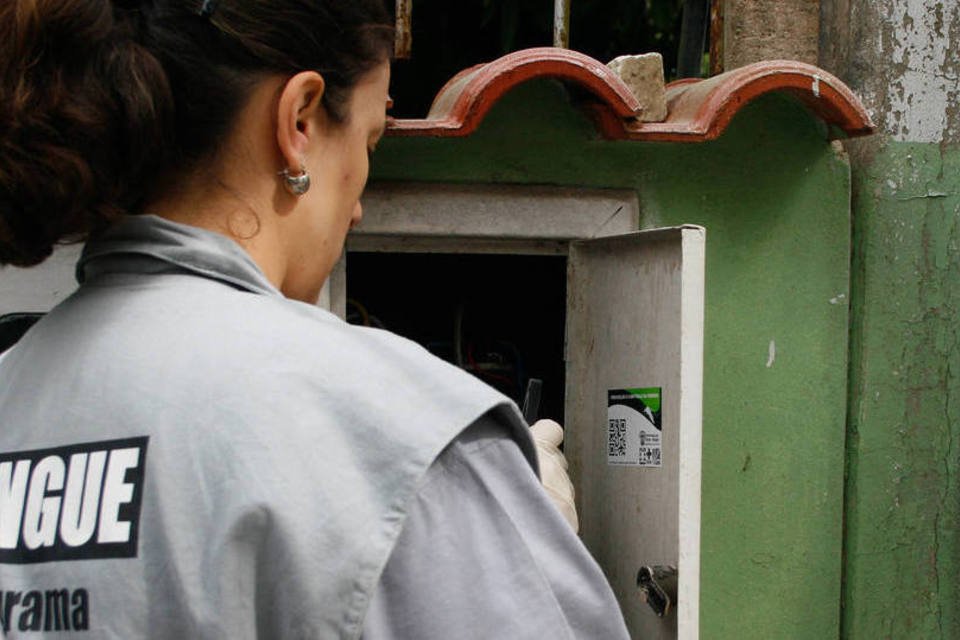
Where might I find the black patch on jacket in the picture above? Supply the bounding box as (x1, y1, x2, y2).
(0, 437, 148, 563)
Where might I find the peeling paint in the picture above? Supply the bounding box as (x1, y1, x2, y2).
(830, 293, 847, 305)
(766, 340, 776, 368)
(896, 190, 950, 200)
(882, 0, 960, 142)
(812, 75, 821, 98)
(844, 140, 960, 638)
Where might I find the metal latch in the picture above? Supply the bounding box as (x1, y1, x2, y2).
(637, 565, 677, 618)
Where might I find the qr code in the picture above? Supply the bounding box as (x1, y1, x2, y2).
(639, 447, 661, 466)
(608, 418, 626, 457)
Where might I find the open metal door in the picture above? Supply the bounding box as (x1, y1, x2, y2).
(565, 226, 705, 640)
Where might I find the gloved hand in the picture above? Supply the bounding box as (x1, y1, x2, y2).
(530, 419, 579, 533)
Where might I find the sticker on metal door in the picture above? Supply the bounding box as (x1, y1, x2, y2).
(607, 388, 662, 467)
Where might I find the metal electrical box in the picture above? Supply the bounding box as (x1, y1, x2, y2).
(338, 182, 706, 640)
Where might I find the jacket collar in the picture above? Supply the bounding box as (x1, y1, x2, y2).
(77, 215, 282, 297)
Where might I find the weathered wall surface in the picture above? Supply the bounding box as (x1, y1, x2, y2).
(821, 0, 960, 637)
(822, 0, 960, 143)
(373, 82, 852, 638)
(724, 0, 820, 68)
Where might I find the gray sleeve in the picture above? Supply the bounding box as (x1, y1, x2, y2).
(361, 412, 630, 640)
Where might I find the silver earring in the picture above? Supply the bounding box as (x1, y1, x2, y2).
(278, 165, 311, 196)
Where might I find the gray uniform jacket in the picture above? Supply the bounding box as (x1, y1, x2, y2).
(0, 216, 629, 639)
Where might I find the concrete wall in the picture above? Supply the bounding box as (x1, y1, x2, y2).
(820, 1, 960, 637)
(372, 81, 852, 638)
(0, 245, 82, 316)
(723, 0, 820, 68)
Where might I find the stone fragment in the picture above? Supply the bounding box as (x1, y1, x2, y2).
(606, 53, 668, 122)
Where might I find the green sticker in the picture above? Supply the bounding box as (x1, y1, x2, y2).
(627, 387, 661, 413)
(607, 387, 663, 467)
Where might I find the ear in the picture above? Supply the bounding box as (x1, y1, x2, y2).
(276, 71, 327, 171)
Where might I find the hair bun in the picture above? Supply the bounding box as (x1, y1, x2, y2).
(0, 0, 172, 267)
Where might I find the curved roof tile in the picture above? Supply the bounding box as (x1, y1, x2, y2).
(387, 48, 874, 142)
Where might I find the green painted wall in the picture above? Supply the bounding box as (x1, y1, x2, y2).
(819, 2, 960, 636)
(842, 141, 960, 638)
(372, 81, 852, 637)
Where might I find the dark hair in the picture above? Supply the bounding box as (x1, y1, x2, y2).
(0, 0, 393, 267)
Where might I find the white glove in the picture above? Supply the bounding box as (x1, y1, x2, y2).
(530, 419, 579, 533)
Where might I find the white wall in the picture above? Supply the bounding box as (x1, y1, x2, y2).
(0, 245, 82, 316)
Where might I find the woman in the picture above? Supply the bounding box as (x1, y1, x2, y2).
(0, 1, 629, 638)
